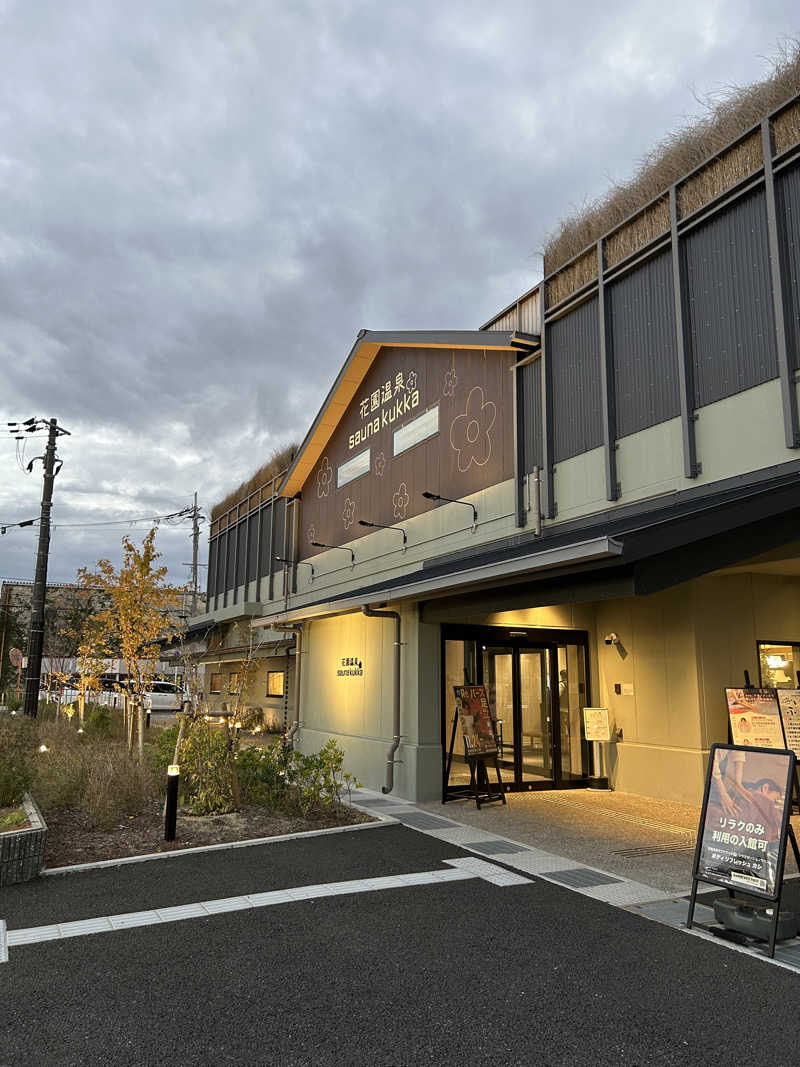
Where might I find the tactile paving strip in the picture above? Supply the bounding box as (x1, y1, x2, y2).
(393, 811, 460, 830)
(461, 839, 531, 856)
(544, 867, 623, 888)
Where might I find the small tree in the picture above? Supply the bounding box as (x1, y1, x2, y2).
(75, 615, 109, 724)
(80, 528, 182, 762)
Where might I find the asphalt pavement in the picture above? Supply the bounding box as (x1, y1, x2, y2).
(2, 823, 799, 1066)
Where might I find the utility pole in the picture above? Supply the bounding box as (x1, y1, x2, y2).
(21, 417, 70, 717)
(191, 491, 200, 616)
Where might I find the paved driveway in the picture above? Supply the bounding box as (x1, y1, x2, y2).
(2, 824, 798, 1066)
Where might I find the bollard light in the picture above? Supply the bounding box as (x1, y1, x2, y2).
(164, 764, 180, 841)
(38, 744, 49, 753)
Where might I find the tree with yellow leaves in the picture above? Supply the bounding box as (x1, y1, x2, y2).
(80, 528, 182, 762)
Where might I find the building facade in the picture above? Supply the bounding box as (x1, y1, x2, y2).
(194, 91, 800, 807)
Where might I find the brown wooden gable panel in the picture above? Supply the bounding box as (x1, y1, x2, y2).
(298, 346, 514, 557)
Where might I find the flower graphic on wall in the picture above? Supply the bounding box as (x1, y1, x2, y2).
(449, 386, 496, 472)
(342, 497, 356, 530)
(374, 451, 386, 477)
(317, 457, 333, 498)
(306, 525, 316, 545)
(406, 370, 418, 392)
(393, 482, 410, 519)
(442, 356, 457, 397)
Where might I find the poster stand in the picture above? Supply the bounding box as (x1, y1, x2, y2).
(445, 706, 506, 810)
(687, 743, 799, 959)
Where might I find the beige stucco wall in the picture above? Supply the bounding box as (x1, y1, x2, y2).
(296, 604, 425, 799)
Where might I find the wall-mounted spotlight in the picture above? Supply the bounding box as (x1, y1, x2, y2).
(274, 555, 314, 581)
(358, 519, 407, 551)
(311, 541, 355, 566)
(422, 491, 477, 531)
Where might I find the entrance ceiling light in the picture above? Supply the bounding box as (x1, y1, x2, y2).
(311, 541, 355, 566)
(421, 491, 477, 530)
(358, 519, 407, 551)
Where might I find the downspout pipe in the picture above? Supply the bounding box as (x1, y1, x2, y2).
(362, 605, 401, 794)
(270, 622, 303, 748)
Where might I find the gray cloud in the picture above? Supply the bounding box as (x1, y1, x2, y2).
(0, 0, 797, 584)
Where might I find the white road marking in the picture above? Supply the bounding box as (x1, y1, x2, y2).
(2, 859, 530, 958)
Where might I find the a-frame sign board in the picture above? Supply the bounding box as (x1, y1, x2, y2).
(445, 685, 506, 810)
(726, 686, 800, 812)
(687, 743, 800, 958)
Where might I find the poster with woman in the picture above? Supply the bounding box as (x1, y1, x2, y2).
(453, 685, 497, 758)
(725, 688, 784, 749)
(695, 744, 794, 899)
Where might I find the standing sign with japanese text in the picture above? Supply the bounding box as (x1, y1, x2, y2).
(694, 744, 795, 900)
(725, 688, 784, 749)
(453, 685, 497, 758)
(776, 689, 800, 760)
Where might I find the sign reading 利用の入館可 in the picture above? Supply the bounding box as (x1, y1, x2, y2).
(694, 744, 795, 900)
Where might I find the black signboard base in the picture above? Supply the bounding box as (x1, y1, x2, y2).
(444, 709, 506, 809)
(467, 754, 507, 810)
(691, 742, 800, 960)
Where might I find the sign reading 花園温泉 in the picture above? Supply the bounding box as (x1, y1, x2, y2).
(348, 370, 420, 451)
(776, 689, 800, 760)
(454, 685, 497, 758)
(337, 656, 363, 678)
(582, 707, 610, 742)
(725, 688, 785, 749)
(694, 744, 794, 900)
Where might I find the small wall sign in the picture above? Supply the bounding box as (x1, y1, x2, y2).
(583, 707, 611, 742)
(337, 656, 363, 678)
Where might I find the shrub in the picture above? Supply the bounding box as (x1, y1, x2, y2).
(5, 694, 23, 712)
(0, 717, 36, 806)
(86, 705, 112, 735)
(237, 744, 287, 807)
(284, 739, 360, 817)
(175, 720, 234, 816)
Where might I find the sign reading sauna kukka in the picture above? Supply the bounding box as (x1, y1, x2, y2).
(337, 656, 363, 678)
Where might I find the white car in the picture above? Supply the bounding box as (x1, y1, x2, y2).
(144, 681, 185, 712)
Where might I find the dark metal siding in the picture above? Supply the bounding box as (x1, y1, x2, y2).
(776, 162, 800, 372)
(550, 296, 603, 462)
(683, 188, 778, 407)
(271, 498, 286, 582)
(258, 502, 272, 579)
(608, 251, 680, 438)
(223, 528, 235, 592)
(520, 358, 543, 471)
(246, 513, 258, 583)
(207, 538, 217, 600)
(235, 521, 246, 587)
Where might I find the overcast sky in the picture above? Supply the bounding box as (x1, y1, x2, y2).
(0, 1, 797, 591)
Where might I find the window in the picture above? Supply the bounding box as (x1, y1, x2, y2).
(267, 671, 285, 697)
(209, 672, 223, 694)
(228, 672, 240, 693)
(758, 642, 800, 689)
(337, 448, 370, 489)
(393, 405, 438, 456)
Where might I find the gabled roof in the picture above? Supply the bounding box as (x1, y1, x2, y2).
(279, 328, 539, 498)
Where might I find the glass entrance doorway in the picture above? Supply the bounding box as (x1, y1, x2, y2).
(442, 625, 590, 799)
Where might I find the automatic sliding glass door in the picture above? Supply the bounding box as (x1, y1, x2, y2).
(442, 626, 591, 797)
